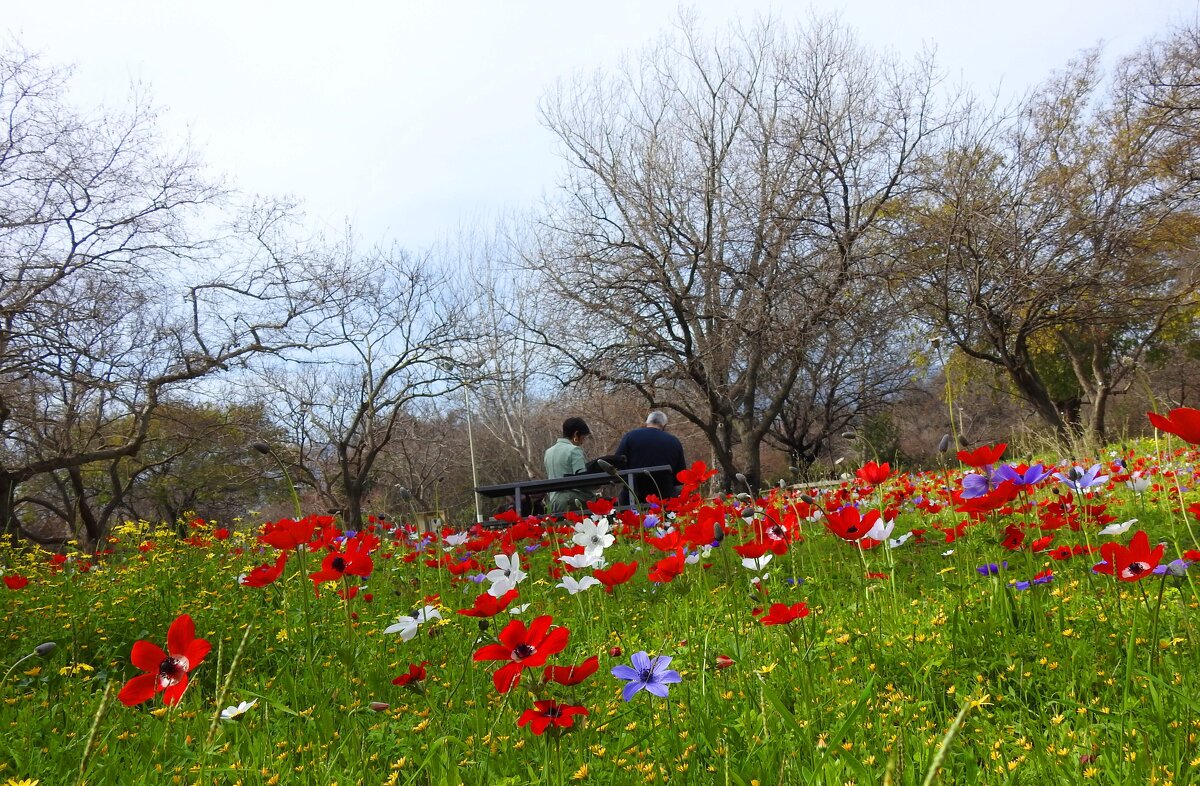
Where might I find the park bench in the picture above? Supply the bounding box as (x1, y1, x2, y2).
(474, 464, 674, 526)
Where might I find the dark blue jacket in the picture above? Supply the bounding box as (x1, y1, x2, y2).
(614, 427, 686, 503)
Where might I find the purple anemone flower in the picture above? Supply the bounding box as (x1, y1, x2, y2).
(1053, 464, 1108, 493)
(611, 652, 682, 702)
(995, 464, 1051, 487)
(976, 562, 1007, 576)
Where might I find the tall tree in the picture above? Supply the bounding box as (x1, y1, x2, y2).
(531, 16, 938, 485)
(904, 40, 1200, 442)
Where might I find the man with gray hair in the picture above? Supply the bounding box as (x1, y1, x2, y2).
(613, 410, 686, 505)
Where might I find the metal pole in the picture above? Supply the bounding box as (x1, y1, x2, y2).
(465, 385, 483, 523)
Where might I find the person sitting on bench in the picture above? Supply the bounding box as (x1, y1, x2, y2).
(613, 410, 686, 505)
(543, 417, 595, 513)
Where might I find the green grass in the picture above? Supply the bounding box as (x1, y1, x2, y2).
(2, 445, 1199, 785)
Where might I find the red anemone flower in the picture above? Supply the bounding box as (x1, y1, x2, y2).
(715, 654, 736, 670)
(585, 498, 616, 516)
(648, 550, 686, 583)
(3, 574, 29, 590)
(517, 700, 589, 735)
(855, 461, 891, 487)
(457, 589, 520, 617)
(543, 655, 599, 686)
(957, 443, 1007, 467)
(392, 661, 430, 688)
(309, 536, 374, 596)
(824, 506, 878, 542)
(240, 552, 289, 588)
(118, 614, 211, 706)
(1147, 407, 1200, 445)
(760, 602, 810, 626)
(473, 615, 570, 693)
(258, 516, 319, 550)
(592, 561, 638, 592)
(1000, 524, 1025, 551)
(1093, 530, 1164, 582)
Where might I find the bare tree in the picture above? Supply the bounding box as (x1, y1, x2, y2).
(0, 49, 334, 545)
(531, 15, 939, 486)
(259, 244, 473, 531)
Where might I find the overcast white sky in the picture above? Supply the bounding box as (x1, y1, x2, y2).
(6, 0, 1199, 248)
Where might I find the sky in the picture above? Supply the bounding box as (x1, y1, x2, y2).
(6, 0, 1199, 249)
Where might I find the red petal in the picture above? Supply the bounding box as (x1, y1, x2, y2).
(130, 640, 166, 673)
(493, 662, 522, 693)
(167, 615, 195, 657)
(183, 637, 211, 669)
(118, 673, 158, 706)
(473, 644, 511, 661)
(161, 672, 190, 705)
(495, 619, 527, 650)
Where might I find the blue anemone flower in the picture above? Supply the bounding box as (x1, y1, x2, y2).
(611, 652, 682, 702)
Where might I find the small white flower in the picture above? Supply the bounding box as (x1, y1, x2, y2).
(864, 517, 895, 542)
(220, 699, 257, 720)
(560, 551, 605, 570)
(383, 605, 442, 641)
(485, 553, 527, 597)
(1124, 473, 1151, 494)
(942, 549, 955, 557)
(557, 575, 601, 595)
(1098, 518, 1137, 537)
(508, 603, 531, 614)
(444, 531, 469, 548)
(741, 555, 773, 572)
(888, 531, 914, 549)
(572, 520, 615, 552)
(684, 551, 701, 565)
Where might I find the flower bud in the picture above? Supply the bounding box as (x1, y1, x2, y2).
(477, 619, 489, 633)
(369, 702, 390, 712)
(937, 434, 951, 453)
(34, 642, 57, 657)
(800, 494, 816, 505)
(609, 646, 622, 657)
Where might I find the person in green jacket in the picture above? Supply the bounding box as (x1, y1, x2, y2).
(544, 417, 594, 513)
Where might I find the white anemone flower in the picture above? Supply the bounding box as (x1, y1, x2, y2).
(383, 605, 442, 641)
(941, 549, 955, 557)
(741, 554, 773, 572)
(1124, 473, 1151, 494)
(220, 699, 257, 720)
(444, 531, 469, 548)
(887, 531, 914, 549)
(560, 551, 606, 570)
(684, 551, 701, 565)
(572, 520, 615, 552)
(1098, 518, 1137, 536)
(864, 517, 895, 542)
(508, 603, 531, 614)
(485, 553, 527, 598)
(557, 575, 602, 595)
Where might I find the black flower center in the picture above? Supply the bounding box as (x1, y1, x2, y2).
(332, 557, 346, 573)
(543, 705, 563, 718)
(512, 644, 536, 661)
(639, 668, 654, 682)
(157, 656, 188, 687)
(1122, 561, 1151, 578)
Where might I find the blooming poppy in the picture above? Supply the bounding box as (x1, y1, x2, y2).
(648, 550, 686, 583)
(258, 516, 323, 550)
(309, 536, 374, 596)
(1093, 530, 1164, 582)
(760, 602, 810, 626)
(957, 443, 1006, 467)
(118, 614, 211, 706)
(543, 655, 599, 686)
(855, 462, 891, 487)
(3, 574, 28, 590)
(239, 552, 289, 588)
(1000, 525, 1025, 551)
(677, 461, 719, 494)
(473, 615, 570, 693)
(1147, 407, 1200, 445)
(457, 589, 520, 617)
(517, 700, 589, 735)
(715, 654, 736, 670)
(392, 661, 430, 688)
(592, 561, 638, 592)
(824, 506, 878, 542)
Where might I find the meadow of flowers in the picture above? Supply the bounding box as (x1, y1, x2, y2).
(3, 409, 1200, 785)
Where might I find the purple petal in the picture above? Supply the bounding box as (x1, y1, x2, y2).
(630, 651, 651, 671)
(658, 669, 682, 684)
(611, 665, 639, 681)
(650, 655, 672, 671)
(644, 681, 671, 698)
(621, 680, 644, 702)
